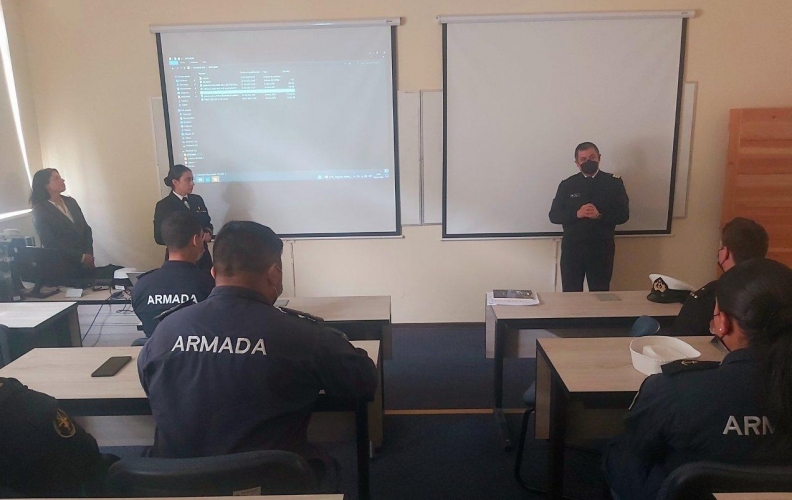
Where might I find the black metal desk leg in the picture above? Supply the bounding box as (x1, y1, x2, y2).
(356, 401, 370, 500)
(548, 372, 568, 500)
(493, 320, 513, 449)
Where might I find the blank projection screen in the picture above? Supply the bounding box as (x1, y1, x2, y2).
(443, 13, 689, 237)
(154, 21, 400, 237)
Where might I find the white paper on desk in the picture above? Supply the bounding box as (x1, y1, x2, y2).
(486, 291, 540, 306)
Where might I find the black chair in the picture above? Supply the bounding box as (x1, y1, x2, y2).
(0, 324, 11, 367)
(514, 315, 661, 493)
(657, 461, 792, 500)
(106, 450, 318, 497)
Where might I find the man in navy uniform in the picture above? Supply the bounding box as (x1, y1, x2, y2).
(673, 217, 768, 336)
(138, 221, 378, 486)
(132, 211, 215, 337)
(0, 377, 109, 496)
(549, 142, 629, 292)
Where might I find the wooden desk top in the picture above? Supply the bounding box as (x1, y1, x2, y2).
(492, 291, 682, 321)
(537, 336, 725, 394)
(715, 495, 792, 500)
(0, 341, 380, 401)
(27, 496, 343, 500)
(0, 302, 76, 328)
(26, 291, 391, 322)
(282, 296, 391, 322)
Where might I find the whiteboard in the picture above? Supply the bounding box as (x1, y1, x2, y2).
(443, 16, 687, 237)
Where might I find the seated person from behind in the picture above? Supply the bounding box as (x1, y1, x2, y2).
(674, 217, 768, 336)
(30, 168, 120, 282)
(132, 211, 215, 337)
(0, 377, 110, 497)
(137, 221, 378, 483)
(604, 258, 792, 500)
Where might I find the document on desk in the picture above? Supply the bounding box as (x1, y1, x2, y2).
(487, 291, 540, 306)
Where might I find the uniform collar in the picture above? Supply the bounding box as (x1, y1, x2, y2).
(721, 346, 758, 365)
(162, 259, 200, 269)
(171, 191, 188, 202)
(209, 285, 271, 305)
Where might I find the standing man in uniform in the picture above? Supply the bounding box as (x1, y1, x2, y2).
(138, 221, 377, 488)
(549, 142, 630, 292)
(132, 211, 215, 337)
(673, 217, 768, 336)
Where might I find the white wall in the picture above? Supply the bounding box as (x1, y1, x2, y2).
(11, 0, 792, 322)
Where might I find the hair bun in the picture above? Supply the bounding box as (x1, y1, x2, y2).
(163, 175, 172, 187)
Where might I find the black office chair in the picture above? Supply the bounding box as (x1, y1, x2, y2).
(514, 315, 661, 493)
(0, 324, 11, 367)
(657, 461, 792, 500)
(105, 450, 318, 497)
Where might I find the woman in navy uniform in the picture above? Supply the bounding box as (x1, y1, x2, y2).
(604, 258, 792, 499)
(154, 164, 213, 271)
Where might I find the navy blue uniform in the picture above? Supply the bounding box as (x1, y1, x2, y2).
(153, 192, 213, 271)
(137, 286, 378, 462)
(131, 260, 215, 337)
(673, 280, 716, 336)
(549, 171, 629, 292)
(603, 348, 783, 500)
(0, 377, 106, 497)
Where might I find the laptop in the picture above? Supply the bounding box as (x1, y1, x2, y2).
(126, 271, 145, 286)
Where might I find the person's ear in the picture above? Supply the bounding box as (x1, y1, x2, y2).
(192, 233, 202, 248)
(267, 263, 280, 284)
(210, 266, 216, 280)
(712, 309, 731, 336)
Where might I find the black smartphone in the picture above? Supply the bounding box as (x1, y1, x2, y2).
(91, 356, 132, 377)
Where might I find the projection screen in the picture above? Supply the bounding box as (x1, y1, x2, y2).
(442, 12, 690, 238)
(153, 20, 400, 237)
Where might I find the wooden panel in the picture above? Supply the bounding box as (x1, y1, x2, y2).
(723, 108, 792, 268)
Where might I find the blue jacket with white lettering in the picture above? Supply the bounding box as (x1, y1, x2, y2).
(137, 286, 378, 460)
(131, 260, 215, 337)
(603, 347, 782, 500)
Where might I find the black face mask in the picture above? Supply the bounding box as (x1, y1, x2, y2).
(580, 160, 599, 175)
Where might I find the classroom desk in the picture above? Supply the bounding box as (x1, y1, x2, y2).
(26, 496, 344, 500)
(0, 341, 380, 500)
(27, 292, 392, 345)
(535, 336, 725, 500)
(715, 494, 792, 500)
(486, 290, 682, 447)
(0, 302, 81, 365)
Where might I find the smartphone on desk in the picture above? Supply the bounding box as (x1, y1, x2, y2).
(91, 356, 132, 377)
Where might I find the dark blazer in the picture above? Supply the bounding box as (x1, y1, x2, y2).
(32, 196, 93, 266)
(153, 192, 213, 270)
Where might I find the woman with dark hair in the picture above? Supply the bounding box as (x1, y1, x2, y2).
(153, 164, 213, 271)
(604, 258, 792, 499)
(29, 169, 101, 279)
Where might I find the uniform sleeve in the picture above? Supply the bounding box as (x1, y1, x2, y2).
(69, 199, 94, 256)
(312, 329, 378, 400)
(153, 199, 167, 245)
(196, 195, 213, 234)
(601, 177, 629, 226)
(549, 181, 578, 225)
(622, 374, 677, 462)
(32, 205, 83, 264)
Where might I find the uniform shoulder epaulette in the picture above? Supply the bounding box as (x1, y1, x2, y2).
(689, 281, 716, 299)
(661, 359, 720, 376)
(153, 299, 195, 321)
(279, 306, 325, 324)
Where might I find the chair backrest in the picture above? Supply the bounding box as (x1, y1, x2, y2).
(0, 324, 11, 367)
(630, 315, 661, 337)
(657, 461, 792, 500)
(106, 450, 318, 497)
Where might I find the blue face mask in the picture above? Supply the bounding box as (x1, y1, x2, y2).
(581, 160, 599, 175)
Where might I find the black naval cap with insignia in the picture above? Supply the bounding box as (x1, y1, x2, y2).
(647, 274, 695, 304)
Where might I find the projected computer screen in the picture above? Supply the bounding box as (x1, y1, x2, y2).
(156, 24, 399, 237)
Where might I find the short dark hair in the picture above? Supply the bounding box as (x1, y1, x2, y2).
(29, 168, 57, 206)
(213, 221, 283, 277)
(574, 142, 600, 160)
(161, 212, 203, 250)
(163, 164, 191, 188)
(721, 217, 769, 263)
